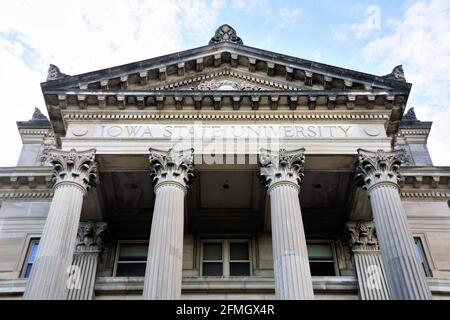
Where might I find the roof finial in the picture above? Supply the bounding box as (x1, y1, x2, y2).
(383, 65, 406, 81)
(46, 64, 67, 81)
(31, 107, 49, 120)
(209, 24, 243, 45)
(403, 107, 418, 121)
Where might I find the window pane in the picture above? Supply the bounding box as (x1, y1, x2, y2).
(116, 263, 146, 276)
(203, 243, 222, 261)
(414, 238, 432, 277)
(309, 262, 336, 276)
(202, 262, 223, 276)
(307, 244, 333, 260)
(24, 264, 33, 278)
(414, 238, 426, 263)
(230, 243, 249, 260)
(29, 243, 39, 263)
(119, 244, 148, 261)
(230, 262, 250, 276)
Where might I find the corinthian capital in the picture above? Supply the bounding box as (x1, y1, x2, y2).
(48, 148, 97, 193)
(149, 148, 194, 190)
(259, 148, 305, 191)
(355, 149, 407, 191)
(75, 222, 108, 252)
(345, 221, 379, 251)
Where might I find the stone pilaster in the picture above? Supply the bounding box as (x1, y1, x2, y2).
(259, 148, 314, 300)
(24, 149, 97, 300)
(346, 221, 390, 300)
(355, 149, 432, 300)
(143, 148, 194, 300)
(66, 222, 107, 300)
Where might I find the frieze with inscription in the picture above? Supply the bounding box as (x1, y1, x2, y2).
(67, 124, 385, 140)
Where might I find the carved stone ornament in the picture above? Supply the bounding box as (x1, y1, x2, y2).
(46, 64, 67, 81)
(48, 148, 97, 193)
(31, 107, 48, 120)
(75, 222, 108, 252)
(196, 79, 262, 91)
(39, 133, 57, 166)
(403, 107, 418, 121)
(345, 221, 379, 251)
(355, 149, 408, 191)
(383, 65, 406, 81)
(259, 148, 306, 191)
(149, 148, 194, 190)
(209, 24, 243, 45)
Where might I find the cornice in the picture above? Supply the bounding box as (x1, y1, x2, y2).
(398, 129, 431, 136)
(0, 167, 54, 200)
(400, 191, 450, 200)
(399, 167, 450, 189)
(45, 89, 406, 109)
(62, 111, 391, 122)
(18, 129, 53, 136)
(0, 191, 53, 200)
(41, 42, 410, 93)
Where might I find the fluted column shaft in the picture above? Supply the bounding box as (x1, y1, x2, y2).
(23, 148, 97, 300)
(66, 251, 99, 300)
(368, 183, 431, 299)
(269, 182, 314, 300)
(259, 148, 314, 300)
(66, 221, 107, 300)
(143, 148, 194, 300)
(353, 251, 390, 300)
(346, 221, 390, 300)
(143, 182, 185, 299)
(356, 149, 432, 300)
(24, 183, 85, 299)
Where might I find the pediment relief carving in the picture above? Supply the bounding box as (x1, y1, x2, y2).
(195, 79, 263, 91)
(130, 68, 307, 92)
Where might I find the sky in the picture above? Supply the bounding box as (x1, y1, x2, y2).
(0, 0, 449, 166)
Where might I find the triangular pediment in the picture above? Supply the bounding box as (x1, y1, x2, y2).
(42, 25, 412, 141)
(41, 25, 411, 95)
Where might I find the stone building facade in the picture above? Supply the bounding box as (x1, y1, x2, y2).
(0, 25, 449, 300)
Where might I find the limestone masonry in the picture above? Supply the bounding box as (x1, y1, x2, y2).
(0, 25, 449, 300)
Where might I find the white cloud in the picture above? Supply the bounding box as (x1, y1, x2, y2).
(331, 25, 350, 43)
(0, 0, 223, 166)
(351, 5, 381, 39)
(179, 0, 225, 35)
(362, 0, 450, 165)
(0, 45, 44, 167)
(278, 7, 302, 22)
(232, 0, 267, 11)
(331, 5, 382, 43)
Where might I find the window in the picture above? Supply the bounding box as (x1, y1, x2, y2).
(201, 240, 251, 277)
(114, 241, 148, 277)
(414, 237, 432, 277)
(307, 242, 338, 276)
(22, 239, 39, 278)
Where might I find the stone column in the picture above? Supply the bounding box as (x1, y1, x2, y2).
(259, 148, 314, 300)
(66, 222, 107, 300)
(24, 149, 97, 300)
(355, 149, 432, 300)
(143, 148, 194, 300)
(346, 221, 390, 300)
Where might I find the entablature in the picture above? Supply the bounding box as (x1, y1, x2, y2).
(45, 89, 406, 143)
(0, 167, 53, 199)
(399, 166, 450, 199)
